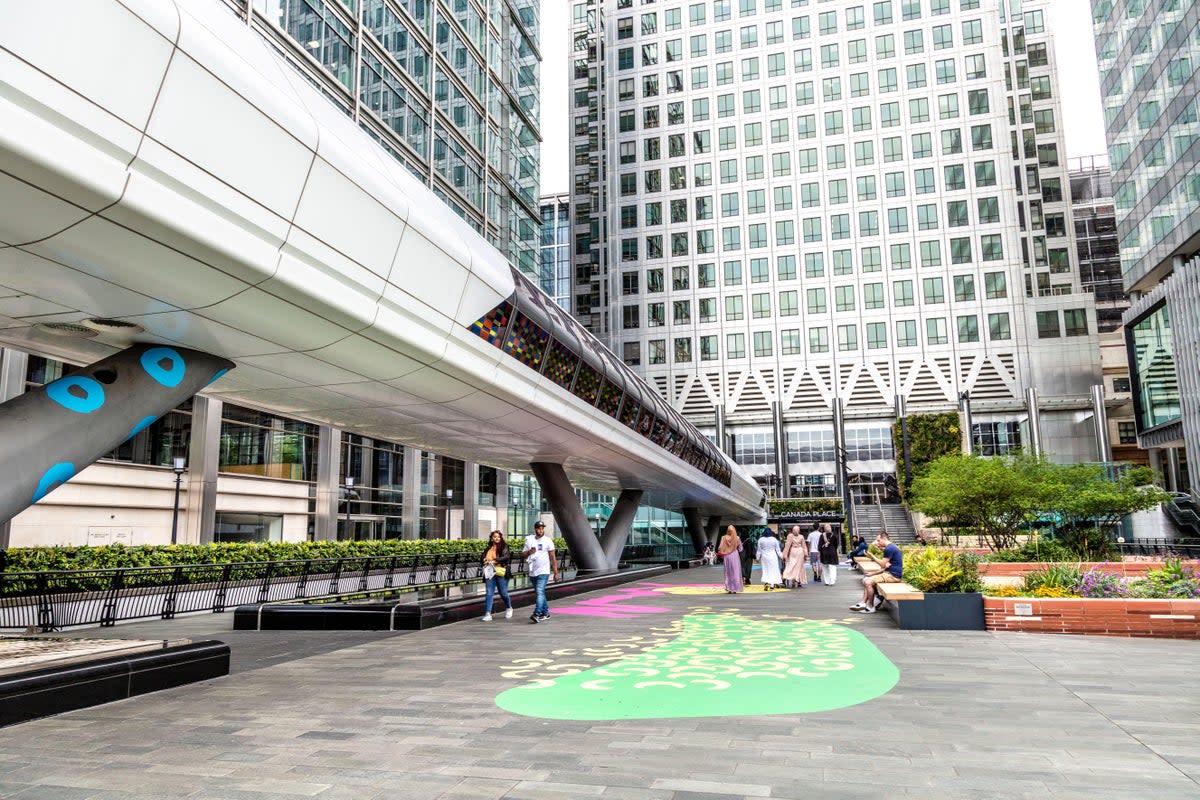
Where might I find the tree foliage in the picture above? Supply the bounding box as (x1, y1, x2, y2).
(909, 454, 1170, 552)
(892, 412, 961, 498)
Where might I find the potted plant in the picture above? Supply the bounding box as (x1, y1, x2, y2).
(890, 547, 985, 630)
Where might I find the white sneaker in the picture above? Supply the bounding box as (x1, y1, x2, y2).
(856, 606, 877, 614)
(504, 608, 513, 619)
(849, 602, 866, 610)
(482, 614, 493, 621)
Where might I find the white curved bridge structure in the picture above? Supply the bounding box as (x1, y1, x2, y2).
(0, 0, 764, 568)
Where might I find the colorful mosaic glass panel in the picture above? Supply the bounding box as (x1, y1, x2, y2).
(619, 397, 640, 428)
(597, 381, 623, 418)
(651, 418, 670, 446)
(573, 363, 603, 405)
(501, 311, 549, 370)
(638, 411, 655, 438)
(542, 340, 580, 390)
(468, 300, 512, 347)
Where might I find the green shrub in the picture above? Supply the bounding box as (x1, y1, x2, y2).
(0, 538, 569, 574)
(1023, 565, 1082, 593)
(984, 538, 1077, 563)
(902, 546, 981, 593)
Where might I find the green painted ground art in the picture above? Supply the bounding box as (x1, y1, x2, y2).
(495, 612, 899, 721)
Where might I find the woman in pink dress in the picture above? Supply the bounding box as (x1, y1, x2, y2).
(717, 525, 744, 593)
(781, 525, 808, 589)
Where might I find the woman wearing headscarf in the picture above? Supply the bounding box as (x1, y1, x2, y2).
(756, 528, 784, 591)
(717, 525, 744, 593)
(818, 523, 840, 585)
(781, 525, 808, 589)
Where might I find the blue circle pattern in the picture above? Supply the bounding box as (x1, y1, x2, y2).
(46, 376, 105, 414)
(33, 462, 75, 502)
(128, 415, 157, 439)
(141, 347, 186, 387)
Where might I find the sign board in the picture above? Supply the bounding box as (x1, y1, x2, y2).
(1013, 603, 1034, 616)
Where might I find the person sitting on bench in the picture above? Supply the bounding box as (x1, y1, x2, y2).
(851, 532, 903, 614)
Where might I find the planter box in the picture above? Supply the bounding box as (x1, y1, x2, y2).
(979, 561, 1200, 578)
(984, 597, 1200, 639)
(887, 592, 985, 631)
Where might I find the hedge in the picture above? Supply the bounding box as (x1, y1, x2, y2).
(0, 538, 570, 574)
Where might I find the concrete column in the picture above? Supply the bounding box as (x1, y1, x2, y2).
(959, 391, 974, 454)
(1091, 384, 1111, 462)
(463, 461, 480, 538)
(0, 348, 28, 549)
(896, 394, 912, 490)
(530, 462, 610, 573)
(314, 425, 341, 541)
(682, 507, 707, 555)
(832, 399, 851, 535)
(496, 469, 510, 534)
(1148, 448, 1165, 486)
(402, 446, 421, 539)
(601, 488, 644, 563)
(1025, 387, 1042, 457)
(771, 401, 789, 499)
(1166, 448, 1182, 493)
(181, 395, 222, 544)
(704, 515, 722, 545)
(714, 404, 726, 455)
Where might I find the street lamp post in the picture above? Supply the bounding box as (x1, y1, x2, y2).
(593, 513, 602, 537)
(170, 456, 186, 545)
(445, 488, 454, 539)
(344, 476, 355, 539)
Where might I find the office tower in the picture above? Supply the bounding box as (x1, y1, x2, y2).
(236, 0, 542, 274)
(1093, 0, 1198, 493)
(573, 0, 1104, 500)
(540, 194, 573, 310)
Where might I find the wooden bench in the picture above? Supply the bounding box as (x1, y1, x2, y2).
(853, 557, 876, 572)
(876, 581, 924, 602)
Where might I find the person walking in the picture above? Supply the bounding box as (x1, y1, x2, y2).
(480, 529, 513, 621)
(717, 526, 744, 593)
(739, 527, 757, 586)
(781, 525, 808, 588)
(522, 521, 558, 623)
(818, 523, 840, 585)
(756, 528, 784, 590)
(807, 525, 824, 584)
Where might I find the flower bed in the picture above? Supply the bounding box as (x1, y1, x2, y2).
(984, 597, 1200, 639)
(979, 561, 1200, 578)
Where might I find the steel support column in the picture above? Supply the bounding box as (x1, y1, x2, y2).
(0, 344, 232, 528)
(1025, 387, 1043, 458)
(682, 507, 707, 555)
(601, 489, 644, 563)
(1091, 384, 1111, 462)
(182, 395, 222, 544)
(0, 347, 28, 549)
(705, 515, 723, 545)
(530, 462, 611, 573)
(314, 425, 342, 541)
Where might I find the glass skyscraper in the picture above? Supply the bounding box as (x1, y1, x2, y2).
(1094, 0, 1198, 493)
(539, 194, 572, 310)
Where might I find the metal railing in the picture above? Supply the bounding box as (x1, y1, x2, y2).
(1116, 538, 1200, 559)
(0, 551, 573, 632)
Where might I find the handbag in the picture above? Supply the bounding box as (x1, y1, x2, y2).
(494, 565, 507, 577)
(482, 564, 495, 579)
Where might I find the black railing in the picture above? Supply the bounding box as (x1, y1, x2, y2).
(1116, 538, 1200, 559)
(621, 543, 699, 564)
(0, 551, 573, 632)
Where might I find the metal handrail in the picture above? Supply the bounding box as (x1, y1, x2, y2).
(0, 551, 574, 632)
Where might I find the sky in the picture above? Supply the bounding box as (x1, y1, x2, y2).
(537, 0, 1107, 196)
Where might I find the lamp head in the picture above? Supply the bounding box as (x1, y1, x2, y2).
(345, 476, 355, 488)
(172, 456, 186, 474)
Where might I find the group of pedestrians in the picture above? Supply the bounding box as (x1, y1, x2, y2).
(716, 523, 841, 593)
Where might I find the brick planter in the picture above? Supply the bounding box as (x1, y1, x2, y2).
(983, 597, 1200, 639)
(979, 561, 1200, 578)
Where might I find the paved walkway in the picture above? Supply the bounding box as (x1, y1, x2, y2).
(1, 565, 1197, 799)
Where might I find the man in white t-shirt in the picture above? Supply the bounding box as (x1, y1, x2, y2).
(522, 521, 558, 623)
(806, 526, 824, 583)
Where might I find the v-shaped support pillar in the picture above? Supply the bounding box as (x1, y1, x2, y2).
(530, 462, 642, 574)
(685, 509, 725, 554)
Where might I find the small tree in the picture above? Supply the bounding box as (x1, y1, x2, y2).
(1051, 465, 1170, 559)
(909, 453, 1055, 551)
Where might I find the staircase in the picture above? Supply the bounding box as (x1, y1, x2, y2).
(880, 504, 918, 544)
(852, 503, 918, 544)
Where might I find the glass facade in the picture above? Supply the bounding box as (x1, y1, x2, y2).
(241, 0, 542, 275)
(1127, 303, 1181, 432)
(539, 195, 572, 310)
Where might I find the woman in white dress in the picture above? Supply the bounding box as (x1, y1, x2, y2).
(756, 529, 784, 590)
